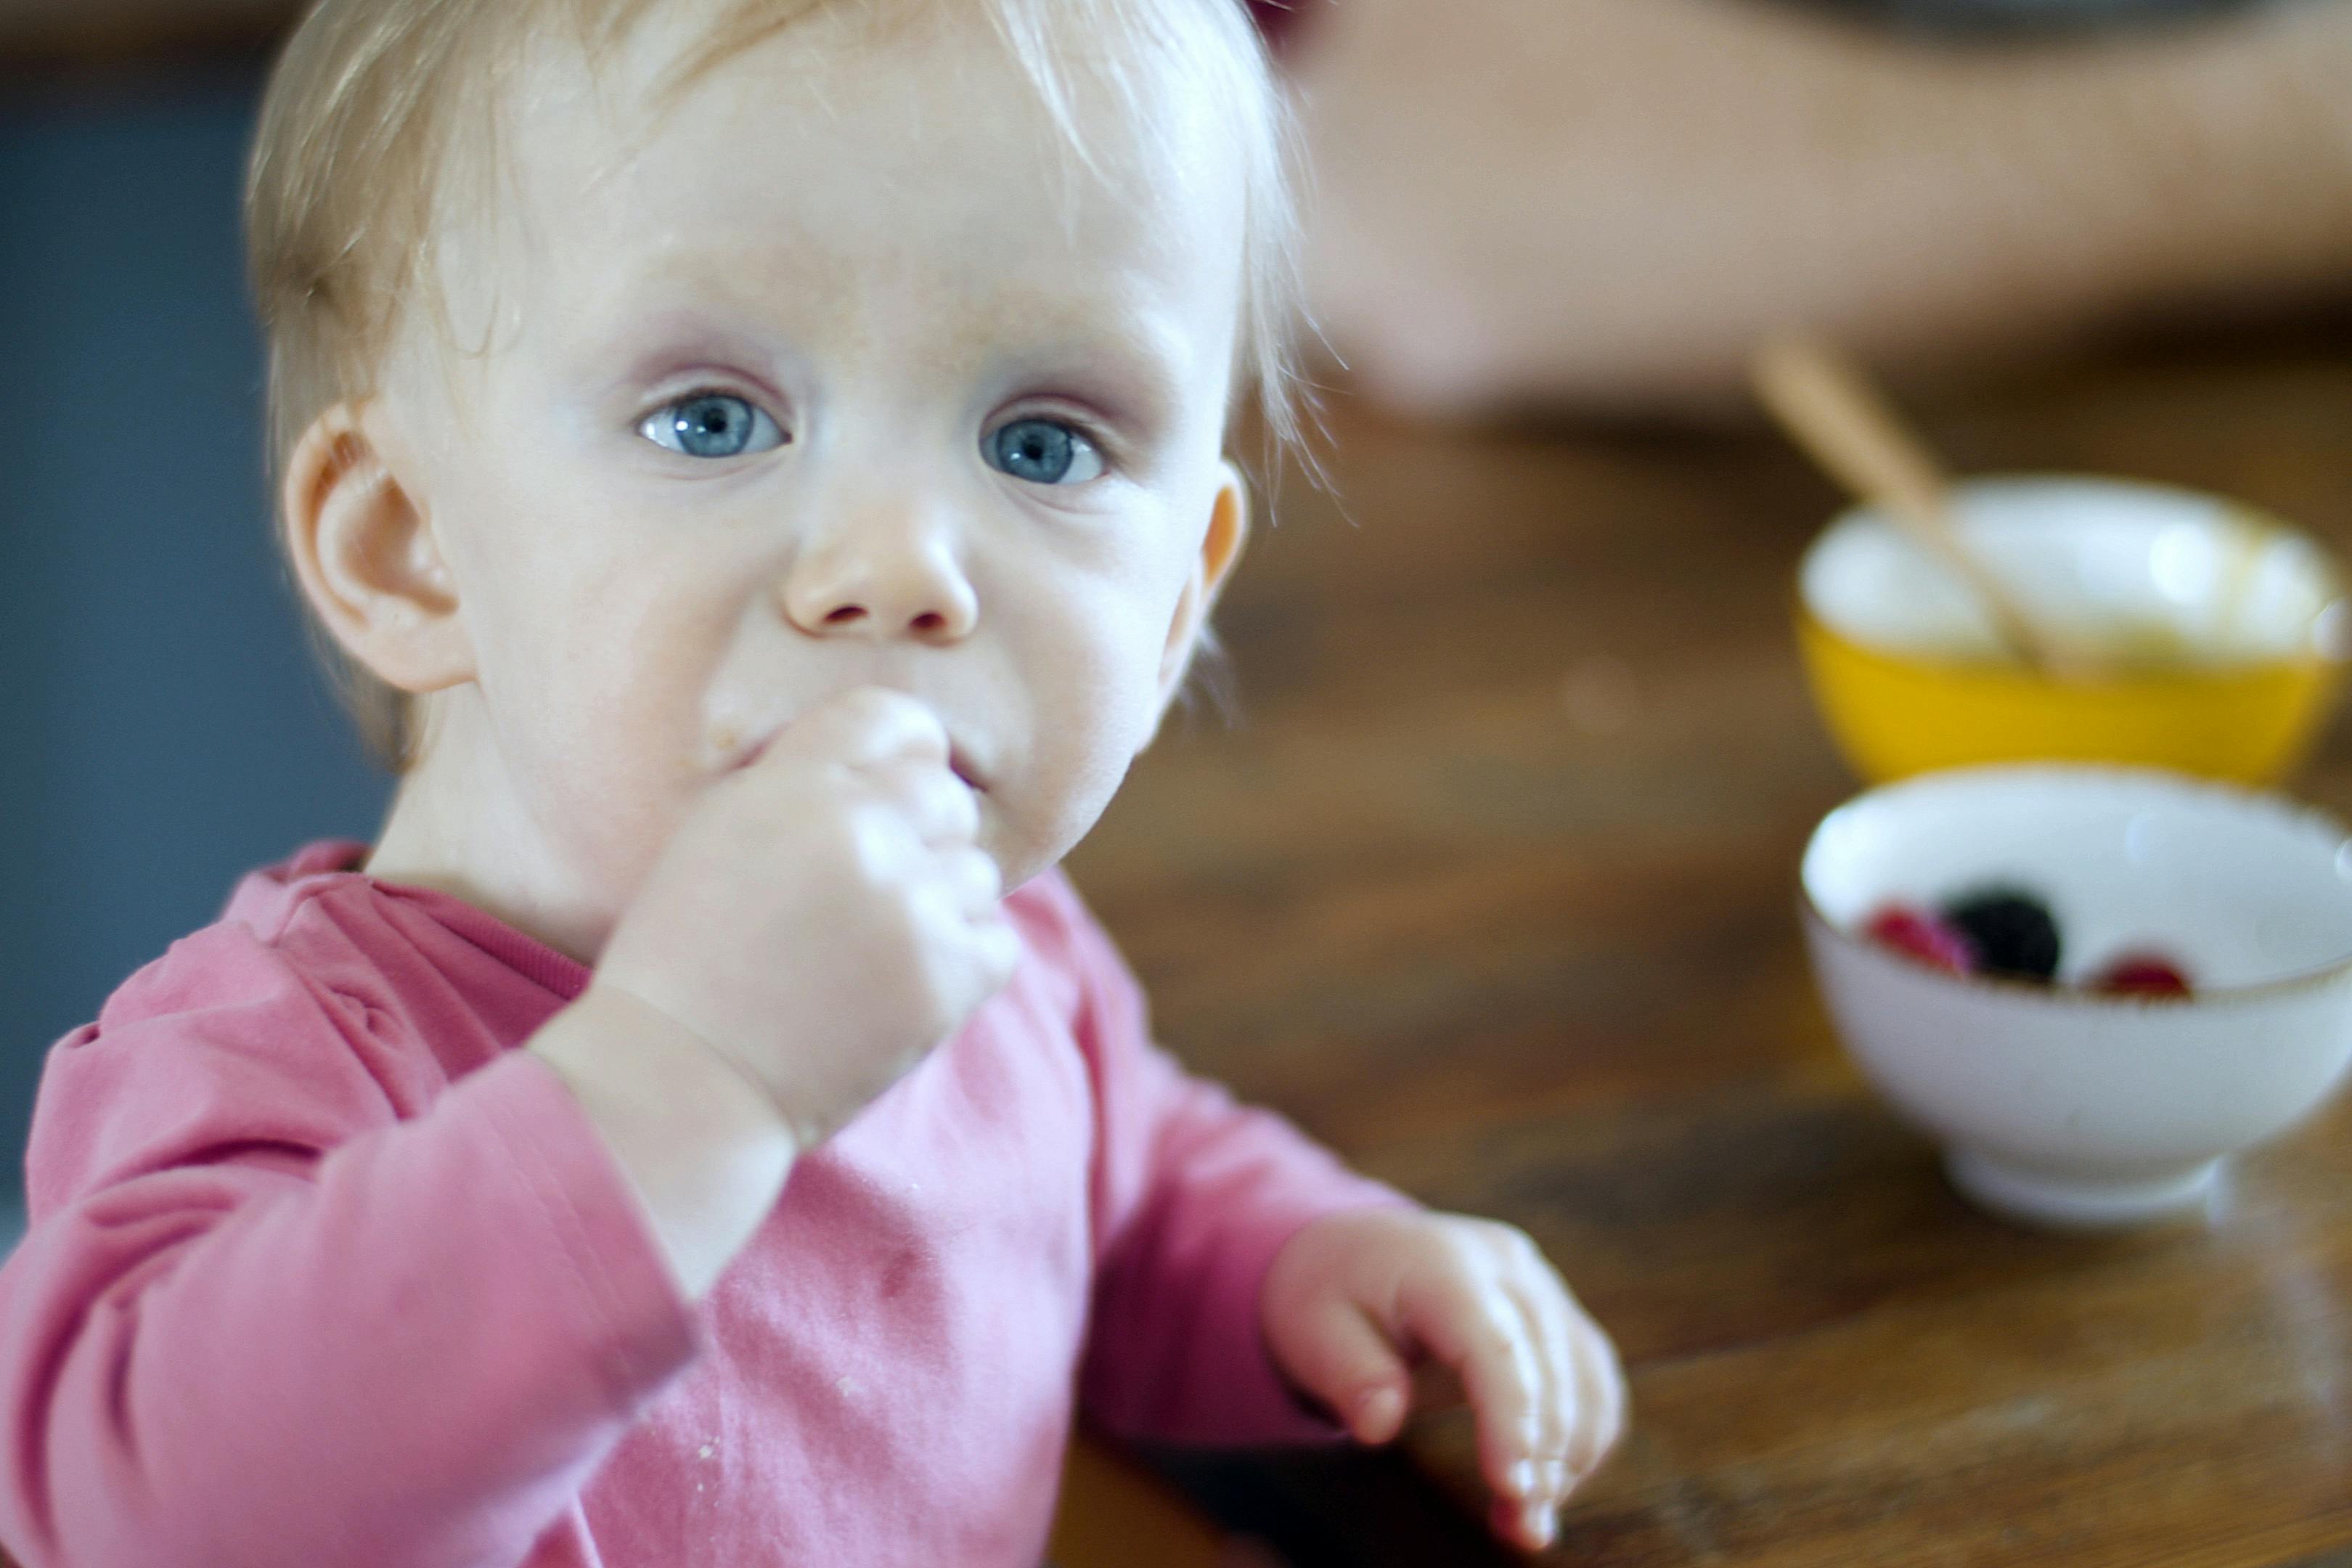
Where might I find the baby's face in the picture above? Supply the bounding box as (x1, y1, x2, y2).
(364, 7, 1249, 940)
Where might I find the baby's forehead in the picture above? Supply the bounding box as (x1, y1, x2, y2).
(432, 7, 1249, 368)
(486, 7, 1238, 240)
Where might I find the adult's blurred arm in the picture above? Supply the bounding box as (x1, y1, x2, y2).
(1284, 0, 2352, 416)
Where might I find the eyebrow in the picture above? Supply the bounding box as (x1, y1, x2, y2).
(997, 313, 1193, 440)
(586, 255, 1201, 438)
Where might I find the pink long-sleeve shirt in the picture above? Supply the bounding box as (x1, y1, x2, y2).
(0, 840, 1414, 1568)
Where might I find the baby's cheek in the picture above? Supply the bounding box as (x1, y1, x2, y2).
(989, 584, 1172, 873)
(990, 735, 1127, 888)
(1002, 695, 1153, 880)
(506, 632, 707, 883)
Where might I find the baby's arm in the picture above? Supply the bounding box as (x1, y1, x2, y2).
(0, 688, 1005, 1568)
(1025, 871, 1417, 1445)
(528, 984, 795, 1302)
(0, 955, 709, 1568)
(1038, 871, 1625, 1553)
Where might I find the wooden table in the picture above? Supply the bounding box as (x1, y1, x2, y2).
(1061, 332, 2352, 1567)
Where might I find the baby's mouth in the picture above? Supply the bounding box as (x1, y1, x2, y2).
(731, 729, 987, 793)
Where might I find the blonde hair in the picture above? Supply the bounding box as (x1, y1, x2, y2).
(245, 0, 1309, 774)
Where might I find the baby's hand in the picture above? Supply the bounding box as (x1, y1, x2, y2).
(595, 687, 1021, 1150)
(1259, 1207, 1626, 1554)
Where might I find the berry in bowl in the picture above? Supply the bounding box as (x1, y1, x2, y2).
(1800, 764, 2352, 1228)
(1861, 889, 2192, 995)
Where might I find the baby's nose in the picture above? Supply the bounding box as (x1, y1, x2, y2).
(779, 526, 979, 645)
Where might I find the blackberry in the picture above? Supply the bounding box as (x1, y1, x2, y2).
(1940, 889, 2060, 982)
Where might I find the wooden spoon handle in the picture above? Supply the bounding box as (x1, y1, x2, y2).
(1752, 332, 2065, 674)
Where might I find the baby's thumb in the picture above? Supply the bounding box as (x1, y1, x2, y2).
(1287, 1301, 1413, 1445)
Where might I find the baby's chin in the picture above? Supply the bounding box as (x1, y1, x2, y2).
(992, 769, 1138, 895)
(983, 812, 1057, 897)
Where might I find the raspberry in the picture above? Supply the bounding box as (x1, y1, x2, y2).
(2088, 952, 2194, 999)
(1942, 889, 2062, 983)
(1863, 905, 1977, 975)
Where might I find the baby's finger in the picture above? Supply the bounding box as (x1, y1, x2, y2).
(965, 903, 1025, 991)
(1286, 1297, 1415, 1445)
(876, 760, 981, 848)
(1567, 1318, 1628, 1481)
(785, 687, 950, 773)
(1400, 1275, 1546, 1517)
(1500, 1274, 1577, 1507)
(944, 846, 1004, 916)
(1490, 1282, 1568, 1551)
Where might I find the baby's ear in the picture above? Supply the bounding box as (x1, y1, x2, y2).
(1153, 458, 1252, 719)
(281, 401, 473, 694)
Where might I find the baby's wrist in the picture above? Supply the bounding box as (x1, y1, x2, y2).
(528, 983, 799, 1301)
(538, 982, 796, 1151)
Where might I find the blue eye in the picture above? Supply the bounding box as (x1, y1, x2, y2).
(640, 393, 788, 460)
(986, 418, 1106, 486)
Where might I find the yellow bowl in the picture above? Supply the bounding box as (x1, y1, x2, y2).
(1797, 476, 2349, 786)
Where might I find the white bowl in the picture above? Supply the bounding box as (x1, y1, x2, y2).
(1800, 764, 2352, 1228)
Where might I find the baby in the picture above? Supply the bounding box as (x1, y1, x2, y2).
(0, 1, 1623, 1564)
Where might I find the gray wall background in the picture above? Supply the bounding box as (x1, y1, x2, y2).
(0, 57, 397, 1246)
